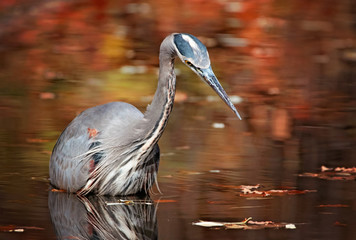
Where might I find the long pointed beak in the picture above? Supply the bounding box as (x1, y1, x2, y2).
(198, 67, 242, 120)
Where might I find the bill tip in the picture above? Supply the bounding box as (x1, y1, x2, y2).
(233, 109, 242, 120)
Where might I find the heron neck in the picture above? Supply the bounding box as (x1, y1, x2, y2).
(142, 42, 177, 145)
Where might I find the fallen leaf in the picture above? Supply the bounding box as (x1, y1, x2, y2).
(299, 168, 356, 181)
(210, 183, 315, 197)
(248, 220, 274, 225)
(317, 204, 349, 208)
(299, 165, 356, 180)
(321, 165, 333, 172)
(193, 217, 251, 228)
(240, 184, 261, 190)
(224, 224, 245, 229)
(193, 217, 296, 230)
(240, 189, 270, 197)
(268, 189, 317, 195)
(298, 173, 319, 177)
(240, 188, 316, 197)
(192, 221, 225, 227)
(334, 167, 356, 173)
(285, 224, 297, 229)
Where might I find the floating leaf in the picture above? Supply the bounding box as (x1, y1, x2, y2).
(317, 204, 349, 208)
(239, 189, 317, 197)
(193, 221, 225, 228)
(240, 184, 261, 190)
(193, 217, 296, 230)
(334, 166, 356, 173)
(193, 217, 251, 228)
(210, 183, 315, 197)
(248, 220, 274, 225)
(285, 224, 297, 229)
(299, 166, 356, 181)
(321, 165, 333, 172)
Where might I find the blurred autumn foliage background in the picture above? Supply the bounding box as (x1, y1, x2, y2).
(1, 0, 356, 170)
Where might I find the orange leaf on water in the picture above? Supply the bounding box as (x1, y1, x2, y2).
(299, 166, 356, 181)
(317, 204, 349, 208)
(210, 183, 315, 197)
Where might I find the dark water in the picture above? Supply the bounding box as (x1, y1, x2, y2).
(1, 0, 356, 239)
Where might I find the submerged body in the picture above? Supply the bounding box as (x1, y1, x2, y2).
(49, 33, 241, 196)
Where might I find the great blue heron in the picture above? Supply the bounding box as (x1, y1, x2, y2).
(49, 33, 241, 196)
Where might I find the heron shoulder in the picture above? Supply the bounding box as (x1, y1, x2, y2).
(79, 102, 143, 124)
(81, 102, 143, 119)
(57, 102, 143, 140)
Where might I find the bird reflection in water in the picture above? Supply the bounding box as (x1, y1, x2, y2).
(48, 192, 157, 240)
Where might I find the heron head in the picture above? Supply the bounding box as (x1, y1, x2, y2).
(172, 33, 242, 120)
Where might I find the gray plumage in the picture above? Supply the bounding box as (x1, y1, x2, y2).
(49, 33, 241, 196)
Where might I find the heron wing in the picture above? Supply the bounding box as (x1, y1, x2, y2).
(49, 102, 144, 192)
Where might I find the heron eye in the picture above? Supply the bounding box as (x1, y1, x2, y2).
(185, 60, 193, 67)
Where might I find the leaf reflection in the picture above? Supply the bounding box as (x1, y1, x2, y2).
(48, 192, 157, 240)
